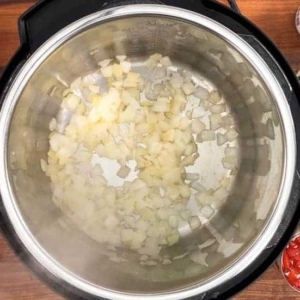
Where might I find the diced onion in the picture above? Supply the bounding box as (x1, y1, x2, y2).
(217, 133, 227, 146)
(49, 118, 57, 132)
(192, 119, 206, 134)
(167, 232, 180, 246)
(226, 129, 239, 142)
(209, 114, 222, 131)
(42, 53, 236, 263)
(189, 216, 201, 230)
(89, 85, 100, 94)
(98, 59, 112, 67)
(117, 165, 130, 178)
(186, 173, 200, 181)
(170, 73, 184, 88)
(266, 119, 275, 140)
(182, 82, 196, 96)
(113, 64, 123, 78)
(201, 130, 216, 142)
(116, 55, 127, 62)
(101, 65, 113, 77)
(150, 53, 163, 62)
(192, 107, 205, 119)
(194, 86, 209, 100)
(222, 156, 238, 170)
(209, 104, 225, 114)
(120, 61, 131, 73)
(160, 56, 172, 67)
(189, 250, 208, 266)
(40, 159, 48, 172)
(181, 210, 191, 221)
(200, 205, 215, 219)
(208, 90, 221, 104)
(152, 101, 170, 113)
(190, 181, 205, 192)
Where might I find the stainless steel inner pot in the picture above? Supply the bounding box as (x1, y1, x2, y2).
(0, 5, 296, 300)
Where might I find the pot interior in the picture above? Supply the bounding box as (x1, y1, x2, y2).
(5, 12, 287, 297)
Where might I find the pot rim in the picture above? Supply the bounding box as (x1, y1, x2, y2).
(0, 4, 296, 300)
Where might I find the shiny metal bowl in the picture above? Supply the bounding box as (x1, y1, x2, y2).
(0, 5, 296, 300)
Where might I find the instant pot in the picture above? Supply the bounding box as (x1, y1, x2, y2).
(1, 0, 300, 299)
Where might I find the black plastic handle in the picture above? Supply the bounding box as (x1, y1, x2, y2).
(19, 0, 108, 53)
(18, 0, 240, 53)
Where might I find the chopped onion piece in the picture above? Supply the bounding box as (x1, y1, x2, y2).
(169, 216, 180, 229)
(181, 154, 198, 167)
(123, 72, 140, 88)
(186, 173, 200, 181)
(117, 165, 130, 178)
(120, 61, 131, 73)
(208, 90, 221, 104)
(222, 156, 238, 170)
(231, 168, 238, 176)
(213, 187, 229, 209)
(61, 94, 81, 110)
(183, 70, 193, 83)
(196, 191, 215, 206)
(152, 67, 167, 80)
(160, 56, 172, 67)
(200, 205, 215, 219)
(152, 101, 170, 113)
(222, 115, 235, 129)
(113, 64, 123, 78)
(182, 82, 196, 96)
(209, 104, 225, 114)
(226, 129, 239, 142)
(181, 210, 191, 221)
(180, 184, 191, 198)
(201, 130, 216, 142)
(194, 86, 209, 100)
(192, 107, 205, 119)
(217, 133, 227, 146)
(167, 232, 180, 246)
(266, 119, 275, 140)
(220, 177, 232, 190)
(190, 181, 205, 192)
(116, 55, 127, 62)
(150, 53, 163, 62)
(89, 84, 100, 94)
(210, 114, 223, 131)
(101, 65, 113, 78)
(98, 59, 112, 68)
(49, 118, 57, 131)
(225, 146, 238, 157)
(40, 159, 48, 172)
(186, 110, 192, 120)
(144, 260, 157, 266)
(170, 73, 184, 88)
(162, 259, 173, 265)
(189, 250, 208, 266)
(192, 119, 206, 134)
(189, 216, 201, 230)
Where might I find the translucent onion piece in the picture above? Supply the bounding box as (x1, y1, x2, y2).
(189, 216, 201, 230)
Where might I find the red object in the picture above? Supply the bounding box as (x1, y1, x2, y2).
(286, 248, 300, 259)
(282, 235, 300, 292)
(282, 251, 292, 273)
(289, 240, 298, 249)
